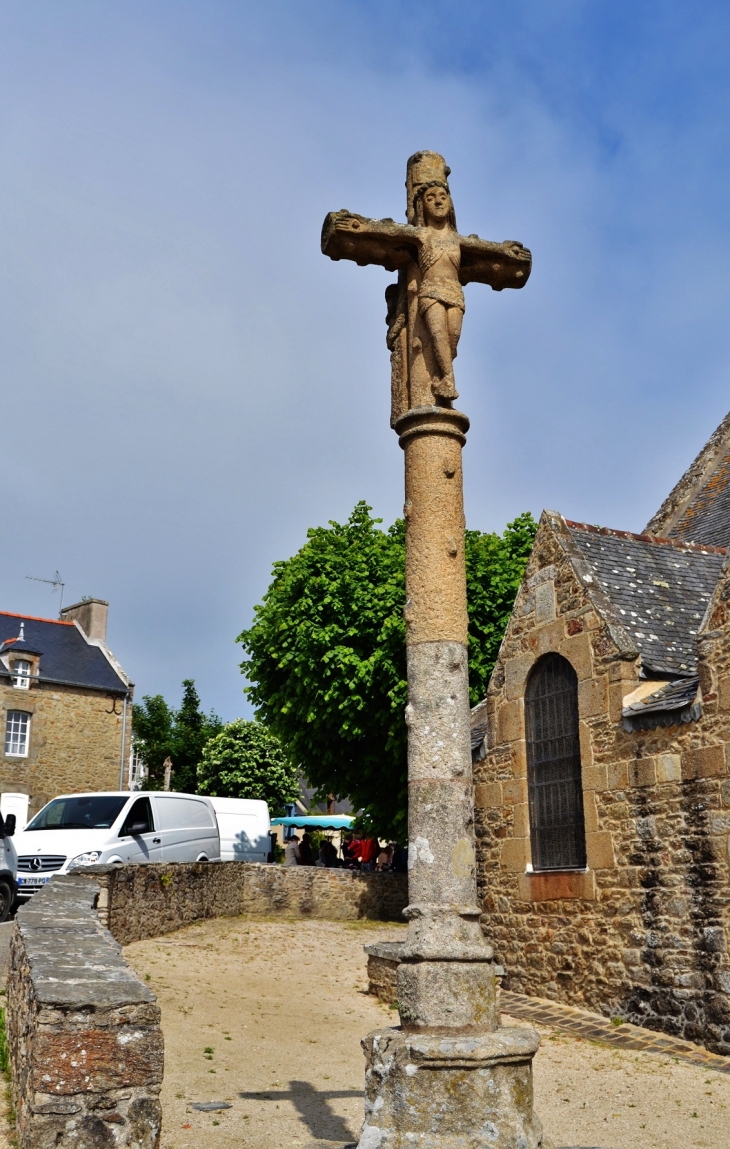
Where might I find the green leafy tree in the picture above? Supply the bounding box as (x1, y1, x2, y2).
(464, 512, 539, 704)
(238, 501, 536, 840)
(197, 720, 300, 813)
(132, 679, 222, 791)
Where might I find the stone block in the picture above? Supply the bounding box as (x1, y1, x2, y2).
(559, 632, 594, 680)
(475, 782, 503, 810)
(504, 653, 535, 701)
(607, 760, 629, 789)
(397, 960, 499, 1029)
(511, 739, 527, 778)
(582, 791, 599, 833)
(682, 744, 727, 780)
(582, 762, 607, 792)
(579, 721, 594, 768)
(718, 675, 730, 712)
(630, 757, 657, 787)
(608, 683, 626, 722)
(501, 838, 529, 872)
(586, 831, 616, 870)
(708, 812, 730, 835)
(359, 1026, 544, 1149)
(503, 777, 528, 806)
(517, 869, 596, 902)
(513, 803, 530, 839)
(529, 619, 565, 657)
(498, 700, 523, 745)
(535, 581, 556, 623)
(578, 676, 607, 718)
(656, 753, 682, 783)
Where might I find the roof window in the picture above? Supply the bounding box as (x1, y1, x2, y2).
(11, 660, 31, 689)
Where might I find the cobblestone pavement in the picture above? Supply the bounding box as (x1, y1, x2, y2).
(500, 990, 730, 1073)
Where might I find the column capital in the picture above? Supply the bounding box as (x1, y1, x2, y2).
(395, 405, 470, 449)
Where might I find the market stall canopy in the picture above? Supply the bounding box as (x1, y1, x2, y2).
(270, 815, 353, 830)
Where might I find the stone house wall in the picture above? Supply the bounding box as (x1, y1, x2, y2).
(476, 512, 730, 1053)
(6, 876, 163, 1149)
(0, 679, 129, 817)
(76, 861, 408, 945)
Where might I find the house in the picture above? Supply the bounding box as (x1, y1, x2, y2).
(0, 598, 132, 818)
(472, 409, 730, 1054)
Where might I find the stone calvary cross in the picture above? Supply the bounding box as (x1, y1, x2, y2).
(322, 152, 551, 1149)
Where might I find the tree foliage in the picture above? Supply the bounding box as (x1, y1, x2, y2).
(196, 719, 300, 813)
(238, 502, 536, 840)
(132, 679, 223, 792)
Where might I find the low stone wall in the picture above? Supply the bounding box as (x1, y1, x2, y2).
(75, 861, 407, 945)
(365, 940, 404, 1003)
(6, 876, 163, 1149)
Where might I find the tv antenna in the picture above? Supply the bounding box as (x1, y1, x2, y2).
(25, 571, 66, 614)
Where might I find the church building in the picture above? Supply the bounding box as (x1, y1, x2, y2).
(472, 409, 730, 1054)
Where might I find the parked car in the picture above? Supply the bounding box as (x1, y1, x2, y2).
(207, 797, 270, 862)
(0, 814, 17, 920)
(13, 791, 220, 900)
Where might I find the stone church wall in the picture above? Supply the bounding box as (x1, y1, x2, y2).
(476, 514, 730, 1054)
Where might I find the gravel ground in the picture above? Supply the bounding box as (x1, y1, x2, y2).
(124, 916, 730, 1149)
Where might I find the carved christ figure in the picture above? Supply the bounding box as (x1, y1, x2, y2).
(321, 151, 532, 424)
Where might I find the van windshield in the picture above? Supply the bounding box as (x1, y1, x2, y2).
(25, 796, 128, 831)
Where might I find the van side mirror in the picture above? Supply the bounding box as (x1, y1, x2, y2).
(3, 815, 16, 837)
(127, 820, 148, 836)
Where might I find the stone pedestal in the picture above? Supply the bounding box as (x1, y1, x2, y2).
(359, 1028, 546, 1149)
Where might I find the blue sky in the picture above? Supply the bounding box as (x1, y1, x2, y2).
(2, 1, 730, 720)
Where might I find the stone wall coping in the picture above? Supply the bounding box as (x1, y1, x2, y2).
(364, 940, 406, 960)
(15, 876, 156, 1008)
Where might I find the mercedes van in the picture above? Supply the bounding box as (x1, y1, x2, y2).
(14, 791, 220, 900)
(207, 797, 270, 862)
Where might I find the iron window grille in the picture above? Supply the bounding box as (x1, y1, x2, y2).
(12, 660, 31, 689)
(525, 653, 586, 871)
(5, 710, 30, 758)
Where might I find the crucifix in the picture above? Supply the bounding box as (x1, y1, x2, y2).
(322, 152, 551, 1149)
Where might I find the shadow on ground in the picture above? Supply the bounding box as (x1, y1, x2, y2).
(239, 1080, 360, 1143)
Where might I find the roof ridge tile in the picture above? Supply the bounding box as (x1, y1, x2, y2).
(0, 610, 74, 626)
(565, 520, 728, 556)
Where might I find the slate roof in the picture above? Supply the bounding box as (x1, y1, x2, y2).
(668, 452, 730, 547)
(646, 408, 730, 547)
(565, 522, 727, 677)
(0, 612, 128, 694)
(622, 676, 701, 732)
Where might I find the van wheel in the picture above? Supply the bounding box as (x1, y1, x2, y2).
(196, 854, 208, 862)
(0, 881, 13, 923)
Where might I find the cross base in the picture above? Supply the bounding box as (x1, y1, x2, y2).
(356, 1026, 553, 1149)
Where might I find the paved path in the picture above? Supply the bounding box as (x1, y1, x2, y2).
(501, 989, 730, 1073)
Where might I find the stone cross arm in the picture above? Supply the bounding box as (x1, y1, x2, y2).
(321, 209, 532, 291)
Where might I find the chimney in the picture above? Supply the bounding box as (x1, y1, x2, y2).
(60, 598, 109, 643)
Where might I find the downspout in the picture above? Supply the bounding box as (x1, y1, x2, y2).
(118, 691, 129, 791)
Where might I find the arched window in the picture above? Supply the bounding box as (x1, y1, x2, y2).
(525, 653, 586, 871)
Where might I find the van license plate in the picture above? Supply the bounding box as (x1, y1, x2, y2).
(18, 876, 50, 886)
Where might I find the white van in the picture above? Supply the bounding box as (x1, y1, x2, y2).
(13, 791, 220, 900)
(208, 797, 270, 863)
